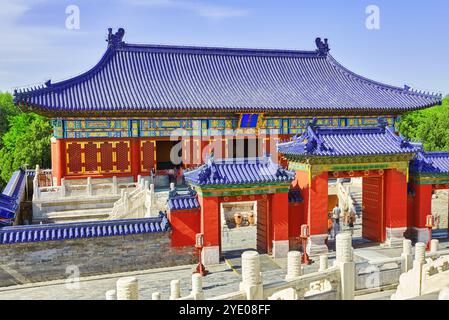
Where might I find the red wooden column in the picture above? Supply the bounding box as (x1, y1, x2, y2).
(51, 137, 65, 186)
(130, 138, 140, 182)
(198, 195, 221, 265)
(411, 183, 433, 243)
(270, 192, 290, 258)
(295, 170, 329, 255)
(384, 169, 409, 245)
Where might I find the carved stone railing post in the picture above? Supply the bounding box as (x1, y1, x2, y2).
(430, 239, 439, 254)
(116, 277, 139, 300)
(415, 242, 426, 267)
(336, 233, 355, 300)
(33, 177, 40, 200)
(87, 177, 93, 196)
(137, 175, 143, 190)
(319, 254, 329, 272)
(285, 251, 302, 280)
(112, 176, 118, 195)
(439, 287, 449, 300)
(150, 183, 156, 206)
(239, 251, 263, 300)
(105, 290, 116, 300)
(124, 192, 130, 216)
(401, 239, 413, 272)
(170, 280, 181, 300)
(152, 292, 161, 300)
(191, 274, 204, 300)
(60, 178, 66, 198)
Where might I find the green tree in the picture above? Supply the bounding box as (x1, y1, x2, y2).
(0, 113, 52, 184)
(0, 92, 20, 139)
(398, 96, 449, 151)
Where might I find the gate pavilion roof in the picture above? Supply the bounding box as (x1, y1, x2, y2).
(184, 157, 294, 186)
(277, 118, 423, 158)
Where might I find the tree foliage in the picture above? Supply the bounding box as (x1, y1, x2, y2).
(0, 93, 52, 186)
(398, 96, 449, 151)
(0, 92, 20, 140)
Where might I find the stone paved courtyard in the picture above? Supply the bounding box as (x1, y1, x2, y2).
(1, 182, 448, 300)
(2, 241, 447, 300)
(0, 255, 289, 300)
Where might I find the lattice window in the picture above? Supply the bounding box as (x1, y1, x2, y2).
(141, 140, 155, 172)
(100, 142, 113, 172)
(67, 142, 82, 174)
(116, 141, 130, 172)
(84, 142, 98, 172)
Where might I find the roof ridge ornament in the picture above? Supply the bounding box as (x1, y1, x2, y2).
(377, 117, 388, 129)
(305, 117, 330, 152)
(308, 117, 318, 128)
(107, 28, 125, 48)
(315, 37, 330, 56)
(187, 186, 197, 197)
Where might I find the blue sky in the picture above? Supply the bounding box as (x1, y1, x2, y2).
(1, 0, 448, 95)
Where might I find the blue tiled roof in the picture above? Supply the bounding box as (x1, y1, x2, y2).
(0, 169, 26, 222)
(410, 152, 449, 174)
(3, 169, 26, 199)
(168, 195, 200, 211)
(184, 157, 295, 186)
(14, 29, 441, 115)
(0, 217, 170, 245)
(278, 118, 422, 158)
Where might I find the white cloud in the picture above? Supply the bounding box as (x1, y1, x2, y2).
(0, 1, 30, 21)
(0, 1, 60, 60)
(127, 0, 248, 19)
(0, 0, 92, 91)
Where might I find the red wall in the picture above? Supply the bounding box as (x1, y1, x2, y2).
(407, 193, 414, 229)
(411, 183, 433, 228)
(198, 195, 221, 248)
(168, 209, 201, 247)
(384, 169, 408, 229)
(271, 193, 289, 241)
(288, 202, 304, 242)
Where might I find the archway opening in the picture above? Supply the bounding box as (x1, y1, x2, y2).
(328, 173, 385, 247)
(220, 201, 258, 255)
(431, 187, 449, 239)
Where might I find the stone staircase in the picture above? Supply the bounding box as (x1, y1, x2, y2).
(350, 187, 363, 217)
(33, 195, 120, 224)
(44, 208, 112, 223)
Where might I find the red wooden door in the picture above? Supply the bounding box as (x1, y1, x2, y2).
(257, 199, 270, 253)
(362, 177, 385, 242)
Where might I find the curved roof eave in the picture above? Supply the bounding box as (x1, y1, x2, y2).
(326, 54, 442, 102)
(13, 38, 443, 115)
